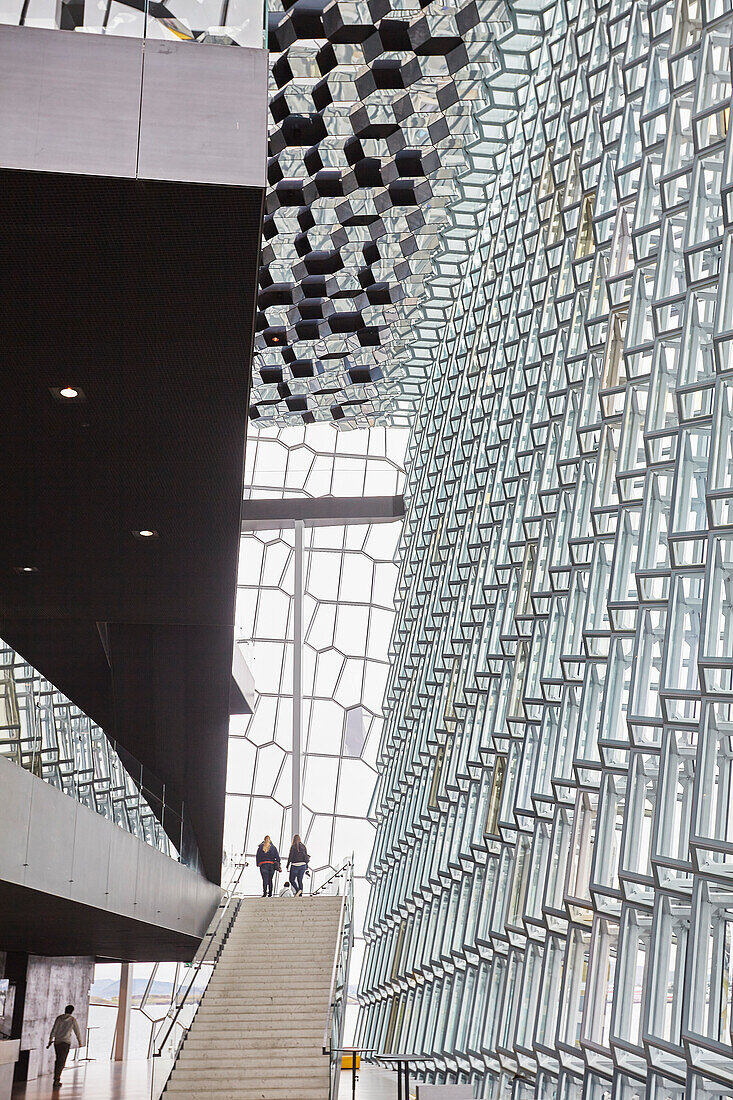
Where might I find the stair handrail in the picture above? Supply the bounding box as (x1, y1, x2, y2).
(312, 857, 353, 896)
(322, 856, 355, 1100)
(152, 859, 247, 1063)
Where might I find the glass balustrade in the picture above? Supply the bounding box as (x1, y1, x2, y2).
(0, 0, 267, 50)
(0, 638, 198, 867)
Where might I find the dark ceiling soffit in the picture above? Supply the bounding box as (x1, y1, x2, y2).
(0, 879, 202, 963)
(240, 494, 405, 531)
(0, 167, 265, 886)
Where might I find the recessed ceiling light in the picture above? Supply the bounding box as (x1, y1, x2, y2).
(14, 566, 38, 574)
(132, 529, 159, 539)
(50, 386, 86, 403)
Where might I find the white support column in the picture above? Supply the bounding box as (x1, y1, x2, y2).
(113, 962, 132, 1062)
(292, 520, 304, 839)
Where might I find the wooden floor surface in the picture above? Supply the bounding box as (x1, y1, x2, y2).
(11, 1059, 407, 1100)
(12, 1060, 153, 1100)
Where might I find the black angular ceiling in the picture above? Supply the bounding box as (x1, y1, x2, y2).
(0, 169, 263, 885)
(251, 0, 510, 425)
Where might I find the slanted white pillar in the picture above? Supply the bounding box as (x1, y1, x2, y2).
(113, 962, 132, 1062)
(292, 520, 304, 839)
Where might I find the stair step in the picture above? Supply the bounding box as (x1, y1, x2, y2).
(187, 1025, 323, 1034)
(192, 1006, 327, 1014)
(174, 1058, 328, 1071)
(199, 1004, 329, 1011)
(226, 926, 338, 932)
(161, 893, 342, 1100)
(209, 969, 333, 978)
(219, 947, 336, 956)
(184, 1024, 324, 1034)
(204, 986, 331, 995)
(197, 993, 329, 1002)
(207, 972, 332, 981)
(165, 1088, 328, 1099)
(218, 950, 335, 958)
(189, 1016, 323, 1025)
(225, 929, 338, 935)
(176, 1061, 328, 1073)
(225, 937, 337, 944)
(225, 929, 337, 935)
(203, 983, 332, 993)
(183, 1039, 324, 1051)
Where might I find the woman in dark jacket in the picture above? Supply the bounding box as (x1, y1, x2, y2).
(286, 834, 309, 895)
(256, 835, 280, 897)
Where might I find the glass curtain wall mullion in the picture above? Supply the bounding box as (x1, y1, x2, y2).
(357, 0, 733, 1093)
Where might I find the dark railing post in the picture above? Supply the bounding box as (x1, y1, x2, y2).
(152, 859, 246, 1094)
(321, 859, 355, 1100)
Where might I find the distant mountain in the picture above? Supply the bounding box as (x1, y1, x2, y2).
(91, 978, 178, 1002)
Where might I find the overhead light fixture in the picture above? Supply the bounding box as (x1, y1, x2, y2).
(50, 385, 86, 403)
(14, 566, 38, 574)
(132, 529, 159, 539)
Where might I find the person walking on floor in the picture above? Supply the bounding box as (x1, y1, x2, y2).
(256, 835, 280, 897)
(47, 1003, 82, 1088)
(287, 834, 310, 895)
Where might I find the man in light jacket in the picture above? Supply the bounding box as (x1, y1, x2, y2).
(47, 1004, 82, 1087)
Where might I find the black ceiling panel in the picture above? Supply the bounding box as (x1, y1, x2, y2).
(0, 168, 264, 884)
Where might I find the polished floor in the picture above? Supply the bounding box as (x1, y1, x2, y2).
(341, 1063, 411, 1100)
(11, 1060, 153, 1100)
(11, 1060, 410, 1099)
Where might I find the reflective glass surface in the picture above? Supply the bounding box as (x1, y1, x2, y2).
(225, 424, 408, 974)
(0, 0, 265, 47)
(0, 638, 182, 860)
(354, 0, 733, 1092)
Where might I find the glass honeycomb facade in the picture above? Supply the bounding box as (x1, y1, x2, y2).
(224, 423, 408, 979)
(356, 0, 733, 1094)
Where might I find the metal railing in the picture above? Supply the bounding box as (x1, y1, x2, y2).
(1, 0, 268, 47)
(323, 1047, 419, 1100)
(322, 858, 355, 1100)
(0, 642, 198, 867)
(313, 858, 353, 897)
(150, 861, 247, 1099)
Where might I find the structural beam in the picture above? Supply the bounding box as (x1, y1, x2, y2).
(241, 495, 405, 532)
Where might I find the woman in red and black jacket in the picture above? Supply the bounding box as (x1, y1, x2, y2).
(256, 835, 280, 897)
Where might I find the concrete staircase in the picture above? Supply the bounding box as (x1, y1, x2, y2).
(163, 895, 343, 1100)
(191, 894, 239, 965)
